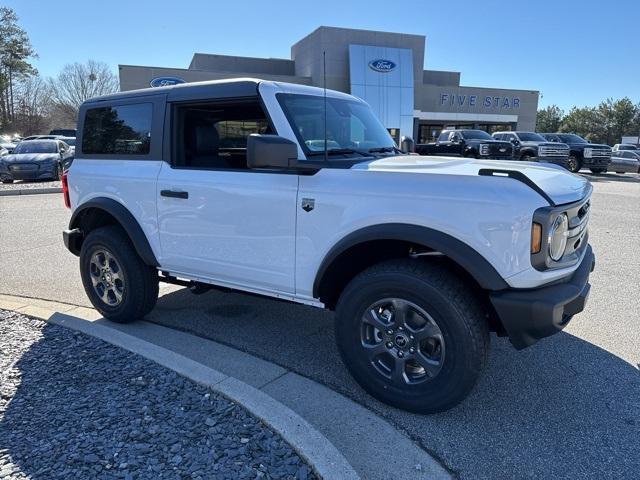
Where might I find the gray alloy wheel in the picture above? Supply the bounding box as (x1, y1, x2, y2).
(567, 155, 580, 173)
(360, 298, 445, 385)
(89, 249, 125, 307)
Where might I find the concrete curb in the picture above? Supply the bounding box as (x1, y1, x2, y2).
(0, 187, 62, 196)
(0, 293, 451, 480)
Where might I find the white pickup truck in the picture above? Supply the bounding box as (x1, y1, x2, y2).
(62, 79, 594, 413)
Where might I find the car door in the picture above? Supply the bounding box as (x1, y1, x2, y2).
(156, 97, 298, 294)
(438, 131, 461, 155)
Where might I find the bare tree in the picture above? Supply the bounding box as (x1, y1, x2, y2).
(49, 60, 118, 111)
(13, 75, 51, 135)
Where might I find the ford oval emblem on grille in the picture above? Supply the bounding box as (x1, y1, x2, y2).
(149, 76, 186, 88)
(499, 148, 506, 152)
(368, 59, 397, 72)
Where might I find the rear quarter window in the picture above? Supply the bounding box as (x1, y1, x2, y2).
(81, 103, 152, 155)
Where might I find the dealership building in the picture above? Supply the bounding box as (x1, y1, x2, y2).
(119, 26, 539, 143)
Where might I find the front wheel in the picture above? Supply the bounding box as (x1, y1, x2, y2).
(1, 178, 13, 184)
(590, 168, 606, 174)
(566, 155, 581, 173)
(334, 259, 490, 413)
(80, 225, 159, 323)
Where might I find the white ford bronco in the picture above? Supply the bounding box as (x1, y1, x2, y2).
(62, 79, 594, 413)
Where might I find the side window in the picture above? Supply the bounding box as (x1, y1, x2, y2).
(82, 103, 152, 155)
(173, 99, 271, 170)
(437, 131, 449, 142)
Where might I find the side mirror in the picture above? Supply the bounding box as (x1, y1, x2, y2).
(451, 136, 461, 144)
(400, 136, 415, 153)
(511, 138, 519, 145)
(247, 134, 298, 169)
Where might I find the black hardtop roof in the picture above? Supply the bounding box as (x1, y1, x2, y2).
(82, 78, 262, 105)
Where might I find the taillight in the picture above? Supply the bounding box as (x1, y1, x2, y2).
(61, 172, 70, 209)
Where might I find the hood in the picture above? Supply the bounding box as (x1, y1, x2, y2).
(569, 142, 610, 149)
(521, 141, 566, 148)
(3, 153, 59, 163)
(354, 155, 591, 206)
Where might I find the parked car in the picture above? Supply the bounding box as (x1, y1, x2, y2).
(609, 150, 640, 174)
(612, 143, 638, 152)
(50, 128, 77, 137)
(492, 131, 570, 168)
(416, 129, 513, 159)
(63, 79, 594, 414)
(0, 143, 14, 154)
(0, 139, 73, 183)
(539, 133, 611, 173)
(0, 147, 7, 156)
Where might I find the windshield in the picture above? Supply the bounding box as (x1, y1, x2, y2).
(518, 132, 546, 142)
(460, 130, 493, 140)
(13, 141, 58, 154)
(558, 134, 587, 144)
(277, 93, 395, 157)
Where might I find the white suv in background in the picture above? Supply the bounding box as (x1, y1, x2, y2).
(62, 79, 595, 413)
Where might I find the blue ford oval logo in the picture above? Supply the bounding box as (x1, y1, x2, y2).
(368, 59, 396, 72)
(149, 76, 186, 88)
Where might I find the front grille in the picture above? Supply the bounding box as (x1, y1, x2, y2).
(564, 199, 590, 260)
(590, 148, 611, 159)
(480, 143, 513, 158)
(9, 163, 38, 172)
(539, 146, 569, 157)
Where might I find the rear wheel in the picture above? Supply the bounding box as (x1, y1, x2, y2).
(1, 178, 13, 184)
(334, 259, 490, 413)
(567, 155, 581, 173)
(590, 168, 606, 174)
(80, 225, 158, 323)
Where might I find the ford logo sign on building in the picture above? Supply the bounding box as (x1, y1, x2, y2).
(368, 59, 397, 73)
(149, 76, 186, 88)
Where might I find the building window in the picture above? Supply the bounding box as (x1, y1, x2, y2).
(82, 103, 152, 155)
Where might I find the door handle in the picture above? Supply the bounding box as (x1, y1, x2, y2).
(160, 190, 189, 199)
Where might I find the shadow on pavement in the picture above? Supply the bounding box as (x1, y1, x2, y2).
(580, 171, 640, 183)
(148, 287, 640, 479)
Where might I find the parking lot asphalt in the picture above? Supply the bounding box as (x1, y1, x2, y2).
(1, 172, 639, 479)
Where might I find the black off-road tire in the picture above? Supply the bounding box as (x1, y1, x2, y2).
(334, 258, 490, 414)
(1, 178, 13, 184)
(567, 155, 581, 173)
(80, 225, 159, 323)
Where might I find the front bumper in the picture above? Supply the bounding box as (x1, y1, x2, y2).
(63, 228, 83, 256)
(0, 163, 57, 180)
(489, 245, 595, 350)
(535, 155, 570, 168)
(583, 157, 611, 167)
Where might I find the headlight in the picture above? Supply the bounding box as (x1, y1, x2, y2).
(479, 144, 490, 155)
(548, 214, 569, 261)
(583, 148, 593, 158)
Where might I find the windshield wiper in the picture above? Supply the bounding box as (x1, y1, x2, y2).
(368, 146, 402, 154)
(307, 148, 370, 157)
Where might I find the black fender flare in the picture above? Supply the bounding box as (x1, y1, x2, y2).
(68, 197, 159, 266)
(312, 223, 508, 296)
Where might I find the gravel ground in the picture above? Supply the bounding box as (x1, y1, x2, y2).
(0, 309, 316, 480)
(0, 180, 61, 192)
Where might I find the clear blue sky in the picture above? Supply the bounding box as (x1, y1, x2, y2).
(6, 0, 639, 111)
